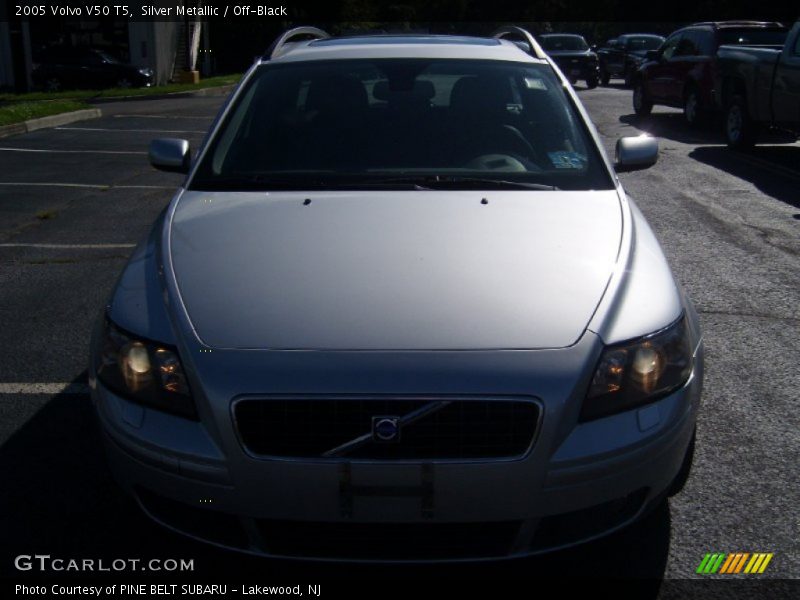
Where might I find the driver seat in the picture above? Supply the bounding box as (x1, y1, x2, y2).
(444, 76, 532, 165)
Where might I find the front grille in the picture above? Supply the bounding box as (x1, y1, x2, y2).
(257, 519, 522, 560)
(234, 397, 540, 460)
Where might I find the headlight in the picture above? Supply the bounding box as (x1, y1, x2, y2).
(95, 319, 196, 419)
(581, 316, 693, 421)
(138, 67, 153, 76)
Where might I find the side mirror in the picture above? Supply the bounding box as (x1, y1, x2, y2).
(615, 135, 659, 173)
(148, 138, 190, 173)
(645, 49, 660, 62)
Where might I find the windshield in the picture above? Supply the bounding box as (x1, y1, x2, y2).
(719, 29, 787, 46)
(191, 59, 612, 191)
(539, 36, 590, 52)
(624, 36, 664, 51)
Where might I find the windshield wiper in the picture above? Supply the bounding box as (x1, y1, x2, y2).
(371, 176, 559, 191)
(190, 174, 558, 192)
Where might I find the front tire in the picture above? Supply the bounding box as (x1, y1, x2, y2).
(683, 86, 706, 127)
(633, 80, 652, 117)
(725, 94, 758, 150)
(585, 75, 598, 89)
(45, 77, 62, 92)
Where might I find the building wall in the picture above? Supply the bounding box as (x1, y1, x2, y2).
(0, 22, 14, 90)
(127, 21, 179, 85)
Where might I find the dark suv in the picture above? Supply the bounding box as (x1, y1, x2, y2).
(598, 34, 664, 87)
(632, 21, 788, 126)
(538, 34, 600, 88)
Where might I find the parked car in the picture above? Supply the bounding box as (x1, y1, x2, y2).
(633, 21, 788, 126)
(598, 34, 665, 87)
(90, 27, 703, 561)
(716, 21, 800, 148)
(32, 46, 154, 91)
(538, 33, 600, 88)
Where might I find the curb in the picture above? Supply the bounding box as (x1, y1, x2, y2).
(87, 84, 236, 104)
(0, 108, 102, 139)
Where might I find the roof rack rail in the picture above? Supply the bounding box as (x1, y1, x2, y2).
(264, 26, 331, 60)
(492, 26, 547, 60)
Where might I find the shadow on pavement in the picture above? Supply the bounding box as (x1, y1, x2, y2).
(620, 112, 799, 148)
(619, 112, 723, 145)
(690, 146, 800, 210)
(0, 376, 669, 589)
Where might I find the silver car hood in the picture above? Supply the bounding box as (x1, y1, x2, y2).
(168, 190, 622, 350)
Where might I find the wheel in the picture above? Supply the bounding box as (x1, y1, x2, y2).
(668, 429, 695, 497)
(683, 86, 705, 127)
(633, 80, 652, 117)
(45, 77, 62, 92)
(600, 69, 610, 86)
(568, 76, 578, 85)
(116, 77, 132, 89)
(725, 94, 758, 150)
(585, 76, 598, 89)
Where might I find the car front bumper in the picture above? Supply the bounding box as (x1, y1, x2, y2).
(554, 60, 600, 81)
(91, 342, 703, 561)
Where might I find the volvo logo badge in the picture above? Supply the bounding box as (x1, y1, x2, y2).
(372, 416, 401, 442)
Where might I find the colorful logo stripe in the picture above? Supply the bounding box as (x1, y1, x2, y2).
(697, 553, 773, 574)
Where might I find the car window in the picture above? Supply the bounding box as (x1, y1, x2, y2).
(192, 59, 614, 192)
(625, 36, 664, 51)
(660, 34, 682, 60)
(693, 30, 714, 56)
(674, 31, 699, 57)
(539, 36, 590, 52)
(718, 29, 788, 46)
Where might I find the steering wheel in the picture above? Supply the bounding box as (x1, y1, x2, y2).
(463, 153, 529, 172)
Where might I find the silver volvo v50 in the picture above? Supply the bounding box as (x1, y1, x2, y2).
(89, 27, 703, 560)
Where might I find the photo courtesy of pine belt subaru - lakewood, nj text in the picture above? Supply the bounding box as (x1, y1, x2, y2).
(89, 27, 704, 561)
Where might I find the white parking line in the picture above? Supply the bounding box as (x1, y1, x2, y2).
(114, 114, 214, 120)
(0, 147, 146, 155)
(0, 182, 173, 190)
(56, 126, 207, 134)
(0, 243, 135, 249)
(0, 382, 89, 395)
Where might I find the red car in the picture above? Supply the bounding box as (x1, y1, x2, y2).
(632, 21, 788, 126)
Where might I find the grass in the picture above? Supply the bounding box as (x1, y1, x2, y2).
(0, 73, 240, 127)
(0, 100, 88, 127)
(0, 73, 241, 104)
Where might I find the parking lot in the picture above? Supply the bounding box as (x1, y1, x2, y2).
(0, 84, 798, 583)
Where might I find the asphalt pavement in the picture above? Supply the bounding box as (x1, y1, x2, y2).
(0, 83, 797, 590)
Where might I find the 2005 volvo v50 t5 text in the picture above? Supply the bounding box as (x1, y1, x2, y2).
(88, 26, 704, 561)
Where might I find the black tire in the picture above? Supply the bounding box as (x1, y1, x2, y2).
(585, 76, 598, 89)
(668, 429, 696, 497)
(600, 69, 611, 86)
(725, 94, 758, 150)
(116, 77, 132, 89)
(45, 77, 62, 92)
(633, 80, 652, 117)
(683, 85, 706, 127)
